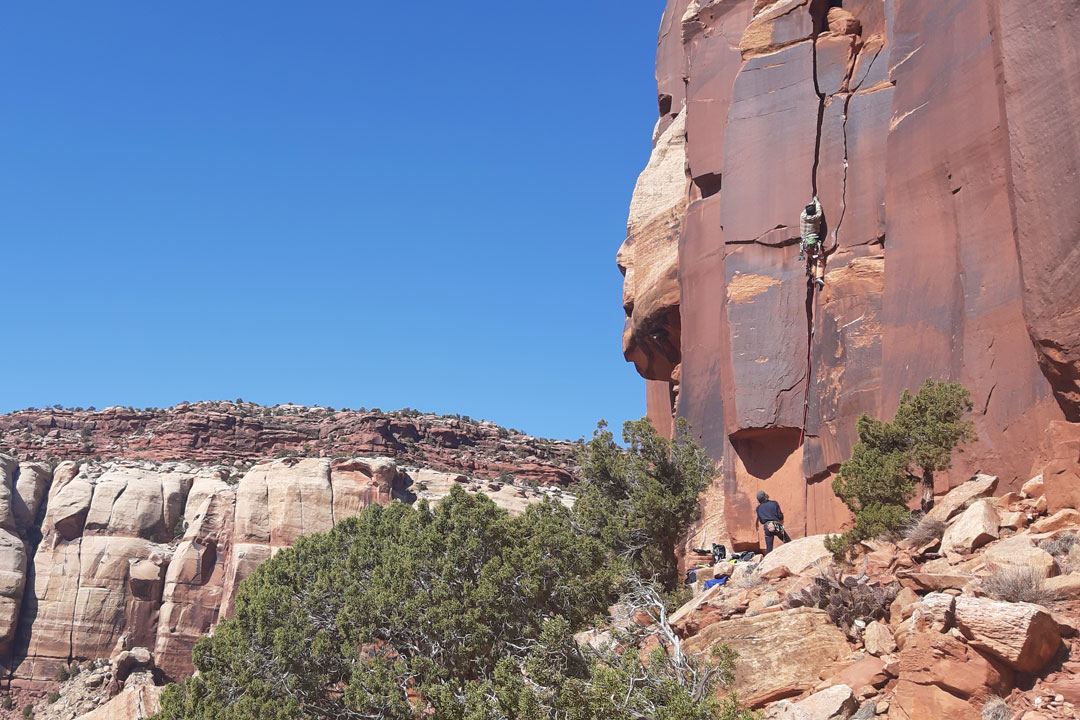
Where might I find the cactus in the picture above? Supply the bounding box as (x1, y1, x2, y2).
(787, 566, 898, 640)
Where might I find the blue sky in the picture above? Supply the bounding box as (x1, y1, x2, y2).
(0, 2, 662, 440)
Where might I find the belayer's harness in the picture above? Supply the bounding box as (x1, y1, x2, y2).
(763, 520, 786, 536)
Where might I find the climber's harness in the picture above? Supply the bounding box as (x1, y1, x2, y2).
(799, 197, 823, 263)
(764, 520, 786, 536)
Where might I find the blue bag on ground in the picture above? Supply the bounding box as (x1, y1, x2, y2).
(703, 576, 728, 590)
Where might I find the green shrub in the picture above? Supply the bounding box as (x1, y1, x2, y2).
(892, 379, 975, 511)
(153, 422, 734, 720)
(47, 691, 59, 704)
(22, 704, 33, 720)
(574, 417, 714, 591)
(827, 380, 974, 560)
(55, 665, 69, 682)
(2, 696, 12, 710)
(155, 488, 621, 719)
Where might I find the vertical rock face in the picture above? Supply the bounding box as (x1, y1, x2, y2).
(0, 456, 51, 656)
(622, 0, 1080, 549)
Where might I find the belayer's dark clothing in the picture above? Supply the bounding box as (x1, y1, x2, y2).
(756, 500, 784, 525)
(764, 524, 791, 553)
(757, 500, 790, 553)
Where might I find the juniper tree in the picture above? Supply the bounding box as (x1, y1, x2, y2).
(154, 419, 744, 720)
(892, 379, 975, 512)
(573, 418, 714, 592)
(827, 380, 974, 559)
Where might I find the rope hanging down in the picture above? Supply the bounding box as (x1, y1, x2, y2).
(798, 198, 825, 448)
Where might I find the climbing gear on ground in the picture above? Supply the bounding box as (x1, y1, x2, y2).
(704, 576, 728, 590)
(692, 543, 728, 565)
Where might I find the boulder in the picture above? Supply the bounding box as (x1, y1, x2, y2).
(74, 683, 163, 720)
(757, 535, 833, 579)
(995, 491, 1023, 510)
(940, 500, 999, 554)
(1046, 574, 1080, 599)
(684, 608, 853, 707)
(1043, 459, 1080, 515)
(953, 597, 1062, 672)
(794, 683, 857, 719)
(888, 680, 979, 720)
(671, 585, 755, 637)
(748, 590, 782, 615)
(999, 511, 1029, 531)
(983, 536, 1059, 578)
(862, 621, 896, 656)
(50, 478, 94, 540)
(1022, 475, 1045, 499)
(897, 631, 1013, 700)
(114, 646, 154, 681)
(889, 587, 919, 629)
(910, 593, 955, 634)
(13, 461, 52, 529)
(765, 701, 814, 720)
(830, 655, 890, 691)
(1031, 509, 1080, 534)
(893, 617, 914, 652)
(897, 570, 973, 593)
(927, 475, 999, 523)
(826, 7, 861, 36)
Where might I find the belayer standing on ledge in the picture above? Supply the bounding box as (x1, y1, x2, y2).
(756, 490, 791, 554)
(799, 197, 825, 290)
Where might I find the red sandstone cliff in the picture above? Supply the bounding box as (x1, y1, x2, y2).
(0, 402, 576, 486)
(620, 0, 1080, 550)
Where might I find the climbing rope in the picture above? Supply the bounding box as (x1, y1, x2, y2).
(798, 283, 819, 448)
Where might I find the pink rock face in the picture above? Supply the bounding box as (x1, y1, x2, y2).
(625, 0, 1080, 551)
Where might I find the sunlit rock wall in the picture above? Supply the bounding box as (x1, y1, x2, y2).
(620, 0, 1080, 550)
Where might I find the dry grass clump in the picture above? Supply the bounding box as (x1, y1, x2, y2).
(982, 565, 1052, 605)
(981, 695, 1011, 720)
(1038, 532, 1078, 558)
(851, 702, 877, 720)
(902, 514, 947, 546)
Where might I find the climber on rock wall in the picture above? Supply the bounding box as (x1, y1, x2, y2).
(755, 490, 791, 554)
(799, 198, 825, 289)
